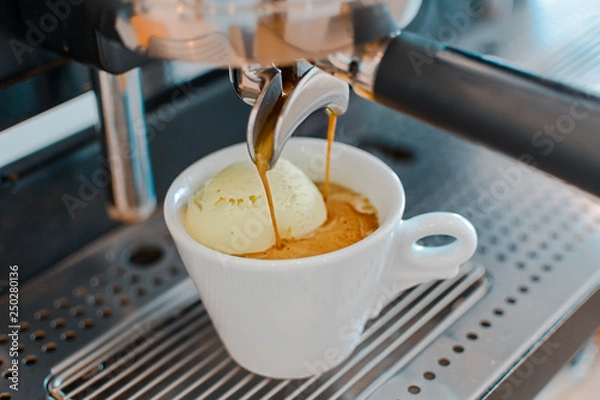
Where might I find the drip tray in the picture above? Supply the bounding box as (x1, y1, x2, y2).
(46, 261, 488, 400)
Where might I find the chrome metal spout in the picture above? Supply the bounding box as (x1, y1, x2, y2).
(235, 63, 350, 169)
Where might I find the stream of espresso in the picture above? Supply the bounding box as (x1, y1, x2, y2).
(253, 98, 286, 249)
(323, 111, 337, 202)
(253, 84, 338, 251)
(243, 182, 379, 259)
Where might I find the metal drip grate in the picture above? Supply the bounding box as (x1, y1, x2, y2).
(46, 264, 488, 400)
(0, 217, 189, 400)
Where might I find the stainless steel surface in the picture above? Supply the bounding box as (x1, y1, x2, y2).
(231, 61, 314, 106)
(146, 33, 232, 65)
(0, 216, 189, 399)
(44, 263, 486, 399)
(230, 66, 267, 106)
(5, 235, 484, 400)
(356, 3, 600, 397)
(117, 0, 421, 66)
(317, 38, 390, 100)
(453, 0, 600, 96)
(486, 288, 600, 400)
(95, 69, 157, 222)
(269, 67, 349, 166)
(246, 65, 349, 168)
(2, 115, 600, 399)
(364, 130, 600, 399)
(246, 66, 283, 162)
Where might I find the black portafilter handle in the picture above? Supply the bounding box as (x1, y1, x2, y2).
(372, 32, 600, 197)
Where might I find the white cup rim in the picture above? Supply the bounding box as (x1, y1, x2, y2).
(164, 137, 406, 271)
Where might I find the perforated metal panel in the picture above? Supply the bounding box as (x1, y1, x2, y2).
(43, 264, 488, 400)
(359, 115, 600, 400)
(0, 219, 189, 400)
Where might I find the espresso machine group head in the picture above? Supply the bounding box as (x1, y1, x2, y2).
(14, 0, 600, 222)
(11, 0, 420, 222)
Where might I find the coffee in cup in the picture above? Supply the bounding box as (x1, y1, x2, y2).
(244, 182, 378, 259)
(164, 138, 478, 379)
(185, 108, 379, 259)
(184, 156, 379, 259)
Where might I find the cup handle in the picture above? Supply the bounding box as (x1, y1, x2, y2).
(367, 212, 477, 319)
(395, 212, 478, 280)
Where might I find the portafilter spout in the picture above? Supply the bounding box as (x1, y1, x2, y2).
(233, 63, 349, 169)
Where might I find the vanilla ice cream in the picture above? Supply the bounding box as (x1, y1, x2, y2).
(185, 158, 327, 255)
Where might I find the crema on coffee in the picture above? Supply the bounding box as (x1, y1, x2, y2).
(242, 182, 379, 259)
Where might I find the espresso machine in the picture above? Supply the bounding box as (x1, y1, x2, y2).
(2, 0, 600, 399)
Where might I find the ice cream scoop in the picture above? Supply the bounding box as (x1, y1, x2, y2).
(185, 158, 327, 255)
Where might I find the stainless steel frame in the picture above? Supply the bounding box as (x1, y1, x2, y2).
(94, 68, 157, 222)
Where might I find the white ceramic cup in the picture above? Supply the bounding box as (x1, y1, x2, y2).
(164, 138, 478, 379)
